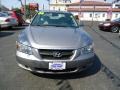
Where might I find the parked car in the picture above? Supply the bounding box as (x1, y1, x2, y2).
(98, 18, 120, 33)
(16, 11, 95, 74)
(3, 11, 25, 26)
(0, 12, 18, 29)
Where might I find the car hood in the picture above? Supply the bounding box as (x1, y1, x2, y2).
(26, 26, 92, 49)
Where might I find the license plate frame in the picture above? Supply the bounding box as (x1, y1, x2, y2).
(49, 62, 66, 70)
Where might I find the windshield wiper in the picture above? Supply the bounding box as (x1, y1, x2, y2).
(31, 24, 78, 28)
(32, 24, 68, 27)
(54, 25, 69, 27)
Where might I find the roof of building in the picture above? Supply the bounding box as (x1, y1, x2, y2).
(67, 8, 120, 12)
(1, 5, 9, 11)
(67, 1, 111, 6)
(50, 3, 67, 6)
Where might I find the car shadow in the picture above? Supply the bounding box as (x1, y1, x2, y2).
(1, 26, 26, 31)
(99, 29, 111, 32)
(12, 26, 26, 30)
(32, 54, 102, 80)
(0, 31, 14, 37)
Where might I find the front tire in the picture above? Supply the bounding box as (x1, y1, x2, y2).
(18, 23, 22, 26)
(8, 26, 12, 29)
(111, 26, 119, 33)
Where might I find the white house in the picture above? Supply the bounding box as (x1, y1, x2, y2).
(67, 1, 120, 21)
(50, 0, 120, 21)
(50, 0, 71, 11)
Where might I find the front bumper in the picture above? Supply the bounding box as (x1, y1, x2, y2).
(16, 51, 95, 74)
(1, 24, 11, 28)
(0, 23, 18, 28)
(98, 25, 111, 31)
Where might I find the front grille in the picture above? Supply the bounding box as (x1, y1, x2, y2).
(39, 49, 74, 60)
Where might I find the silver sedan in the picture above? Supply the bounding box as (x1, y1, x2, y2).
(0, 12, 18, 28)
(16, 11, 95, 74)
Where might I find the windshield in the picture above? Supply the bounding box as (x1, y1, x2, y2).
(31, 12, 79, 27)
(0, 12, 8, 17)
(112, 18, 120, 22)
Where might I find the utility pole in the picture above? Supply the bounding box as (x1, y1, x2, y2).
(43, 4, 44, 10)
(0, 0, 1, 11)
(79, 0, 84, 23)
(47, 0, 50, 10)
(18, 0, 24, 7)
(24, 0, 26, 20)
(18, 0, 26, 19)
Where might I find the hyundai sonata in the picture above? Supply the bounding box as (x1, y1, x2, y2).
(16, 11, 95, 74)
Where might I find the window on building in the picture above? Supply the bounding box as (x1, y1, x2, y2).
(59, 8, 61, 11)
(53, 7, 55, 10)
(95, 14, 98, 18)
(90, 14, 92, 17)
(56, 0, 58, 3)
(115, 14, 118, 18)
(103, 13, 105, 17)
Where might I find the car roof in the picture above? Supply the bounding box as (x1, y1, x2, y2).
(38, 10, 72, 14)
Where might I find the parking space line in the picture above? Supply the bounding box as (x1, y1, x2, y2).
(101, 64, 120, 88)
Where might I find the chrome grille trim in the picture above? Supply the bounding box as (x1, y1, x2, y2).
(39, 49, 74, 60)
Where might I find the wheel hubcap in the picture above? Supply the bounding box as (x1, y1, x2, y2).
(112, 27, 119, 32)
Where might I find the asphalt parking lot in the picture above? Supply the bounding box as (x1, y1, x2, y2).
(0, 23, 120, 90)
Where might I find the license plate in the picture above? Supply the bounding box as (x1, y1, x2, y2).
(49, 62, 66, 70)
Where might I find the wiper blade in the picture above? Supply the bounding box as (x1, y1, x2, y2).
(31, 25, 48, 26)
(32, 24, 68, 27)
(31, 24, 78, 28)
(54, 25, 69, 27)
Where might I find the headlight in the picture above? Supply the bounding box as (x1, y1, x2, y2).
(76, 44, 94, 57)
(99, 22, 103, 25)
(81, 44, 94, 54)
(104, 23, 111, 26)
(16, 42, 33, 55)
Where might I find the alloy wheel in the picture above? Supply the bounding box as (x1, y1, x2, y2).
(111, 26, 119, 33)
